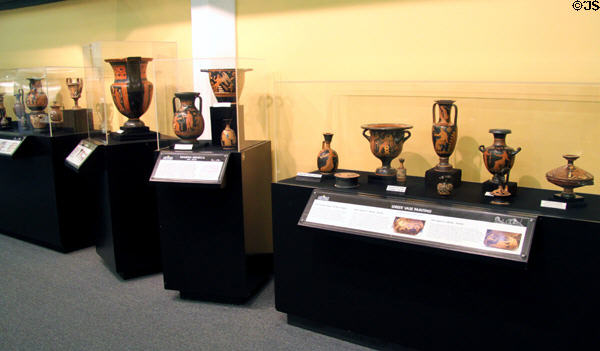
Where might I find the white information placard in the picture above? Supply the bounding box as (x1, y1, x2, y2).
(65, 140, 98, 169)
(0, 137, 25, 157)
(540, 200, 567, 210)
(300, 190, 537, 262)
(150, 151, 229, 184)
(386, 185, 407, 193)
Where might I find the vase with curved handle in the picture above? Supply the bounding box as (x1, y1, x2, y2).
(26, 78, 49, 129)
(105, 57, 153, 131)
(432, 100, 458, 171)
(172, 92, 204, 142)
(66, 78, 83, 109)
(361, 123, 412, 177)
(478, 129, 521, 201)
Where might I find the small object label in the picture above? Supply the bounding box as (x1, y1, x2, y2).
(540, 200, 567, 210)
(386, 185, 407, 193)
(65, 140, 97, 169)
(150, 151, 229, 184)
(174, 144, 194, 151)
(296, 172, 322, 179)
(299, 190, 537, 263)
(484, 191, 494, 197)
(0, 137, 25, 156)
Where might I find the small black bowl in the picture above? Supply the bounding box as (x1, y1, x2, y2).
(334, 172, 360, 188)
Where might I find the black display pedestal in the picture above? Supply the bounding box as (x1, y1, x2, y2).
(272, 172, 600, 350)
(210, 105, 239, 147)
(425, 166, 462, 187)
(0, 130, 94, 252)
(62, 108, 93, 133)
(155, 141, 273, 303)
(92, 137, 162, 279)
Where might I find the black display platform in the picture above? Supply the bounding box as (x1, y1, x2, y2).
(88, 137, 162, 279)
(0, 129, 95, 252)
(424, 166, 462, 187)
(155, 141, 273, 303)
(62, 108, 92, 133)
(272, 171, 600, 350)
(210, 105, 239, 147)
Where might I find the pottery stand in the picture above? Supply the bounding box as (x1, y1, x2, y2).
(0, 130, 95, 252)
(210, 105, 241, 148)
(87, 139, 162, 279)
(272, 172, 600, 350)
(62, 108, 93, 133)
(155, 141, 272, 303)
(425, 167, 462, 188)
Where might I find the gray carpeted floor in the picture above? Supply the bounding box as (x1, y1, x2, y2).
(0, 233, 376, 351)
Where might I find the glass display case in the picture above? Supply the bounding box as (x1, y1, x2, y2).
(82, 41, 177, 144)
(272, 80, 600, 196)
(152, 57, 272, 152)
(0, 66, 101, 138)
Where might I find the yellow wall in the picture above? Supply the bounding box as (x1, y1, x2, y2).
(0, 0, 192, 68)
(237, 0, 600, 194)
(0, 0, 598, 194)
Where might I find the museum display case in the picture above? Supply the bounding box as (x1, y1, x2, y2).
(0, 66, 104, 252)
(149, 57, 274, 301)
(68, 41, 178, 278)
(0, 66, 100, 138)
(151, 57, 271, 152)
(82, 41, 178, 145)
(270, 79, 600, 349)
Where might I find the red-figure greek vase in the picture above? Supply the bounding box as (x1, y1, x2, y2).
(546, 155, 594, 201)
(361, 123, 413, 177)
(13, 89, 25, 118)
(432, 100, 458, 171)
(66, 77, 83, 109)
(221, 118, 237, 150)
(26, 78, 49, 129)
(49, 101, 63, 125)
(105, 57, 153, 131)
(172, 92, 204, 142)
(201, 68, 251, 104)
(479, 129, 521, 203)
(317, 133, 339, 174)
(0, 93, 8, 129)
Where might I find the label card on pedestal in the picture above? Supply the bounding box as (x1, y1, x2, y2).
(386, 185, 407, 194)
(174, 144, 195, 151)
(296, 172, 322, 182)
(65, 139, 98, 169)
(0, 136, 26, 157)
(150, 150, 229, 184)
(299, 190, 537, 262)
(540, 200, 567, 210)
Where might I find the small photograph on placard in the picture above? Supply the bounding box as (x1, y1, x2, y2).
(392, 217, 425, 236)
(483, 230, 522, 251)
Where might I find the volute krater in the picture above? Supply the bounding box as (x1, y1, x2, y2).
(105, 57, 153, 131)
